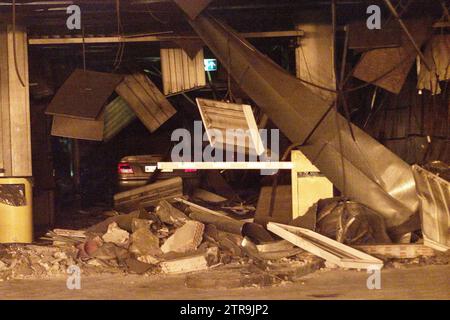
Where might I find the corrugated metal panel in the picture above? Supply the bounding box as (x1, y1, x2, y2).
(103, 96, 136, 142)
(412, 165, 450, 251)
(160, 47, 206, 95)
(116, 72, 177, 133)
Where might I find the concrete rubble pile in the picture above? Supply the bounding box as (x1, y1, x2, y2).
(1, 190, 448, 288)
(0, 197, 322, 287)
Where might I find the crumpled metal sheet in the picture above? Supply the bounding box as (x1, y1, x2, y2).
(412, 165, 450, 251)
(174, 6, 420, 229)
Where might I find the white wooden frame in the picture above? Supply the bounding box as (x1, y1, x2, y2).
(267, 222, 383, 270)
(196, 98, 266, 156)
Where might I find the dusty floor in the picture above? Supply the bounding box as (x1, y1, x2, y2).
(1, 264, 448, 300)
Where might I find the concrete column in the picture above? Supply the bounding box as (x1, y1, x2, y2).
(0, 24, 32, 177)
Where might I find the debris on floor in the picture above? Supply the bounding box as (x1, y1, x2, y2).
(0, 182, 448, 286)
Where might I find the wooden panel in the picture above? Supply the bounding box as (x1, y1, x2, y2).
(161, 47, 206, 95)
(45, 69, 123, 120)
(0, 25, 32, 177)
(196, 98, 265, 155)
(115, 73, 176, 133)
(51, 114, 104, 141)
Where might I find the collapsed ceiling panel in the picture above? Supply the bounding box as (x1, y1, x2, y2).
(417, 34, 450, 95)
(196, 98, 265, 155)
(160, 46, 206, 95)
(352, 19, 433, 94)
(51, 114, 104, 141)
(45, 69, 123, 120)
(116, 72, 177, 133)
(348, 21, 402, 50)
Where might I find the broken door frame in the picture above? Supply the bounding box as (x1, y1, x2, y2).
(267, 222, 383, 270)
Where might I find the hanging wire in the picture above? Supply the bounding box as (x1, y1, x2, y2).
(145, 3, 169, 24)
(12, 0, 26, 87)
(113, 0, 125, 71)
(223, 37, 235, 102)
(82, 26, 86, 71)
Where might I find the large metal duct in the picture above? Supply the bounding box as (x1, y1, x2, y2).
(174, 2, 420, 230)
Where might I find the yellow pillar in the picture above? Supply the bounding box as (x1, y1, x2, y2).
(291, 150, 333, 219)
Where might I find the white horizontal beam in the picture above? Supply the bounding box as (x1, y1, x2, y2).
(157, 162, 293, 170)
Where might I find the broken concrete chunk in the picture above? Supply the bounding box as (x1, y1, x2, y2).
(137, 255, 160, 265)
(155, 200, 189, 226)
(131, 218, 153, 233)
(161, 221, 205, 254)
(102, 222, 130, 248)
(125, 258, 153, 275)
(160, 247, 218, 274)
(160, 254, 209, 274)
(129, 227, 161, 257)
(90, 242, 130, 261)
(205, 246, 220, 266)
